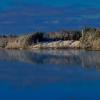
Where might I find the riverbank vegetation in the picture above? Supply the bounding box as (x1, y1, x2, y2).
(80, 27, 100, 50)
(0, 27, 100, 50)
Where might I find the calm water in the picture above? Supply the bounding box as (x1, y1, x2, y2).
(0, 49, 100, 100)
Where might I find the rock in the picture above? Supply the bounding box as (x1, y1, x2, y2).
(70, 41, 81, 48)
(32, 40, 80, 49)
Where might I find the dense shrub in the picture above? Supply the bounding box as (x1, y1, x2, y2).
(80, 27, 100, 50)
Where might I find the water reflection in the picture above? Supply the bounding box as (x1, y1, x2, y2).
(0, 49, 100, 99)
(0, 49, 100, 68)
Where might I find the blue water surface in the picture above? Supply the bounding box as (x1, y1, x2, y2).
(0, 49, 100, 100)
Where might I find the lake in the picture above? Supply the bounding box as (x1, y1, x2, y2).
(0, 49, 100, 100)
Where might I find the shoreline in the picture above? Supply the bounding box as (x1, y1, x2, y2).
(30, 40, 81, 49)
(0, 27, 100, 51)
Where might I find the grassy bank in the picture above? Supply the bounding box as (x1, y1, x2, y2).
(0, 28, 100, 50)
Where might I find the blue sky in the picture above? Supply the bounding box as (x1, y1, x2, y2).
(0, 0, 100, 34)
